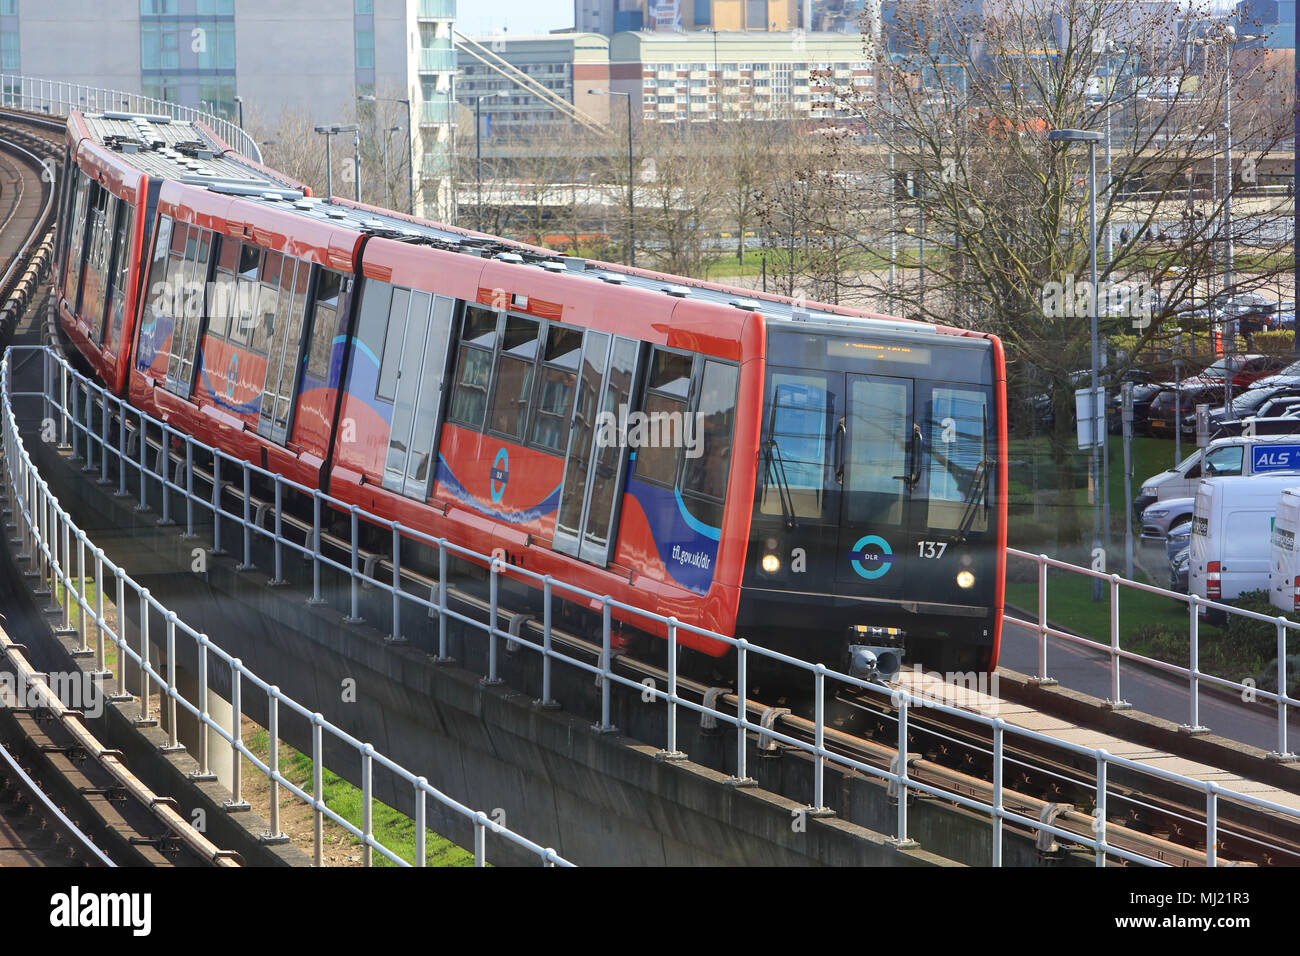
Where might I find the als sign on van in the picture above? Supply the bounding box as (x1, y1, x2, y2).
(1252, 444, 1300, 473)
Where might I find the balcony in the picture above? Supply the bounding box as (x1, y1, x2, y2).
(417, 0, 455, 21)
(419, 48, 457, 74)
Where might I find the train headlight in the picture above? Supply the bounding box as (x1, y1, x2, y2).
(956, 570, 976, 589)
(761, 553, 781, 574)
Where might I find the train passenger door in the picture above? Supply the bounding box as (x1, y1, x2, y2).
(380, 293, 457, 498)
(552, 333, 641, 565)
(833, 373, 914, 597)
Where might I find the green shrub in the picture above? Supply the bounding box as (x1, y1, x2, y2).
(1253, 330, 1293, 354)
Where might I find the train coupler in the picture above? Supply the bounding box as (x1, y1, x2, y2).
(846, 625, 905, 683)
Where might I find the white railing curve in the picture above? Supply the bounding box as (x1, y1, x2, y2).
(0, 344, 568, 867)
(12, 342, 1300, 867)
(0, 73, 262, 163)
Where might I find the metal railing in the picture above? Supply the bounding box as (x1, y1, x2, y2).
(0, 74, 262, 163)
(1007, 547, 1299, 759)
(0, 345, 568, 867)
(17, 344, 1300, 867)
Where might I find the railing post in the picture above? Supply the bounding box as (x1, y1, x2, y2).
(98, 390, 109, 485)
(184, 443, 194, 537)
(312, 715, 324, 867)
(436, 540, 449, 661)
(415, 779, 427, 867)
(136, 417, 149, 512)
(1277, 618, 1293, 759)
(734, 639, 751, 785)
(1035, 554, 1054, 684)
(361, 744, 373, 867)
(474, 812, 487, 867)
(75, 531, 87, 650)
(1107, 574, 1128, 709)
(595, 598, 615, 732)
(486, 557, 502, 684)
(895, 696, 911, 846)
(308, 492, 324, 605)
(268, 688, 283, 839)
(1185, 596, 1207, 734)
(1094, 750, 1108, 866)
(165, 613, 179, 751)
(539, 576, 556, 707)
(660, 618, 685, 760)
(211, 454, 224, 554)
(93, 547, 105, 667)
(193, 637, 213, 780)
(158, 424, 173, 526)
(270, 480, 285, 585)
(992, 719, 1004, 866)
(59, 510, 71, 631)
(68, 369, 79, 459)
(388, 522, 402, 641)
(344, 506, 361, 623)
(115, 402, 127, 497)
(1206, 784, 1218, 867)
(226, 662, 248, 809)
(138, 588, 152, 723)
(237, 463, 253, 570)
(812, 663, 826, 812)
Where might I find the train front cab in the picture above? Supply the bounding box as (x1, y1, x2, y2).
(737, 322, 1006, 678)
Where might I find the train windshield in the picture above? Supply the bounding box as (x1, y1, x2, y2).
(760, 367, 993, 535)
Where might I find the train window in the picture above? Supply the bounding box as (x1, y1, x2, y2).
(632, 347, 695, 487)
(259, 256, 313, 444)
(462, 305, 497, 346)
(305, 269, 344, 383)
(544, 325, 582, 367)
(250, 250, 282, 357)
(400, 295, 457, 496)
(142, 216, 173, 333)
(581, 337, 640, 557)
(164, 225, 212, 397)
(104, 203, 135, 351)
(760, 372, 829, 519)
(924, 386, 989, 533)
(376, 287, 413, 403)
(229, 245, 262, 347)
(528, 323, 582, 452)
(76, 184, 110, 322)
(634, 391, 685, 486)
(62, 173, 92, 306)
(844, 377, 908, 527)
(354, 278, 393, 373)
(487, 315, 539, 441)
(447, 344, 493, 430)
(648, 350, 692, 397)
(207, 237, 238, 340)
(681, 360, 739, 502)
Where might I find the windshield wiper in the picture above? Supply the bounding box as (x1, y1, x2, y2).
(953, 458, 991, 544)
(762, 438, 798, 530)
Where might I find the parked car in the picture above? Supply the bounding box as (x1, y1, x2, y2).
(1248, 358, 1300, 391)
(1107, 381, 1164, 434)
(1206, 385, 1300, 428)
(1170, 545, 1190, 594)
(1269, 486, 1300, 615)
(1189, 473, 1300, 622)
(1186, 354, 1284, 391)
(1211, 414, 1300, 439)
(1146, 383, 1226, 438)
(1166, 518, 1192, 562)
(1133, 433, 1300, 516)
(1141, 496, 1196, 541)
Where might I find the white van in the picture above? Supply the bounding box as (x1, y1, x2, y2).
(1189, 474, 1300, 618)
(1268, 487, 1300, 615)
(1135, 435, 1300, 515)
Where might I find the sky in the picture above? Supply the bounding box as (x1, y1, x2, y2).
(460, 0, 576, 37)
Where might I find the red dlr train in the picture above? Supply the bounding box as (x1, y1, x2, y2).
(54, 109, 1007, 680)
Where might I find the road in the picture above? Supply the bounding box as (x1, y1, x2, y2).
(999, 615, 1299, 756)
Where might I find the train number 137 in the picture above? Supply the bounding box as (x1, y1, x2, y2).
(917, 541, 948, 559)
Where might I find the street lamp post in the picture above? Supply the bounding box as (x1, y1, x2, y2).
(360, 94, 413, 215)
(314, 123, 359, 199)
(589, 89, 635, 266)
(473, 92, 504, 232)
(382, 125, 401, 209)
(234, 94, 243, 130)
(1050, 127, 1106, 600)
